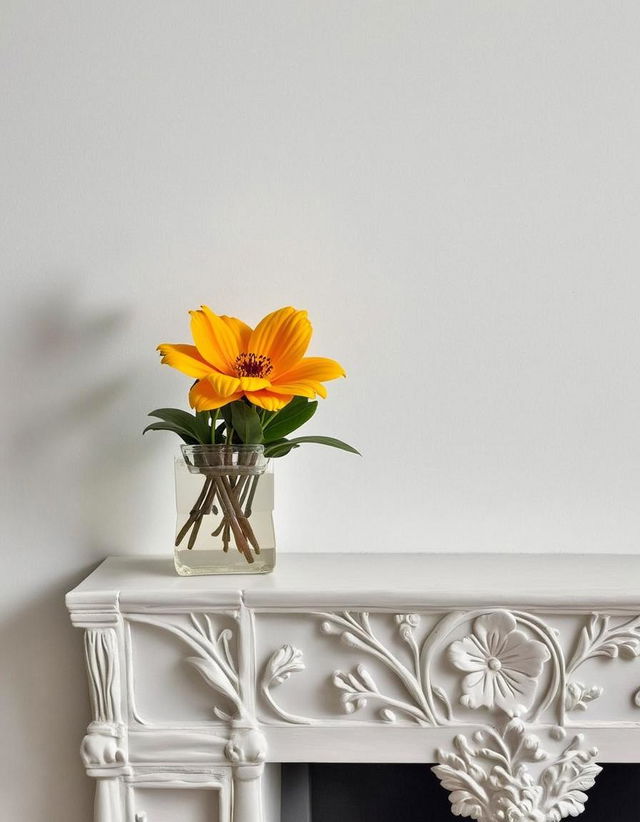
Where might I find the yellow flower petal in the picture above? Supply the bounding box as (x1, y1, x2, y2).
(277, 356, 346, 383)
(189, 379, 242, 411)
(239, 376, 271, 392)
(157, 344, 212, 379)
(268, 380, 327, 399)
(246, 389, 293, 411)
(208, 371, 241, 397)
(248, 307, 312, 376)
(220, 315, 252, 353)
(189, 306, 240, 373)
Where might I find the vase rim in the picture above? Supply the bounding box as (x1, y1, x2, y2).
(181, 443, 265, 452)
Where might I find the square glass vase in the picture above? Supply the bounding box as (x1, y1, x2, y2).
(174, 444, 275, 576)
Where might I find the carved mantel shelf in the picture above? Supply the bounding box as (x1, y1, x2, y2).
(67, 552, 640, 822)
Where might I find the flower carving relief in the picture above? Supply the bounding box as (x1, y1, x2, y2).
(433, 720, 602, 822)
(262, 610, 559, 727)
(126, 613, 247, 723)
(448, 611, 550, 715)
(564, 613, 640, 713)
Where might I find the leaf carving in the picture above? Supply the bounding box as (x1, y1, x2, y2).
(264, 645, 305, 686)
(564, 681, 603, 712)
(185, 656, 241, 709)
(567, 614, 640, 672)
(433, 723, 601, 821)
(318, 611, 434, 725)
(539, 737, 602, 822)
(126, 614, 245, 720)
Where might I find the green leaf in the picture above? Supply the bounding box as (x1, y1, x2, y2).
(194, 411, 212, 443)
(285, 435, 360, 455)
(263, 439, 301, 458)
(143, 421, 198, 445)
(148, 408, 203, 441)
(263, 397, 318, 442)
(230, 401, 264, 444)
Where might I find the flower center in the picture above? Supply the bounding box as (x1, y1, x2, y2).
(235, 352, 273, 379)
(487, 657, 502, 671)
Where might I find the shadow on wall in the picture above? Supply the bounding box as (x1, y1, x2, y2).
(0, 567, 99, 820)
(0, 281, 147, 818)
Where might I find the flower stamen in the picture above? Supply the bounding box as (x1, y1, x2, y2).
(235, 352, 273, 379)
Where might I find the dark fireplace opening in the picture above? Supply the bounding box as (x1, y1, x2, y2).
(281, 763, 640, 822)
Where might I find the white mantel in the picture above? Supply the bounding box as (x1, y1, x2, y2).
(67, 553, 640, 822)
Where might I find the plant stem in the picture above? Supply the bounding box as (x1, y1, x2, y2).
(221, 475, 261, 554)
(210, 410, 219, 444)
(215, 477, 254, 563)
(175, 477, 212, 546)
(244, 475, 259, 516)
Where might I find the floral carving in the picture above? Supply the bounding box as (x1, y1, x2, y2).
(433, 719, 601, 821)
(331, 665, 427, 724)
(562, 613, 640, 714)
(319, 611, 435, 724)
(448, 612, 550, 715)
(564, 682, 602, 713)
(294, 609, 561, 726)
(568, 614, 640, 669)
(264, 644, 305, 687)
(127, 613, 246, 721)
(261, 645, 310, 724)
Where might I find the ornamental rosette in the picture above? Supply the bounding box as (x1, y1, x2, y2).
(448, 611, 550, 715)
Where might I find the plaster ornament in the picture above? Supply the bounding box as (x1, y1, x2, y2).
(448, 611, 550, 714)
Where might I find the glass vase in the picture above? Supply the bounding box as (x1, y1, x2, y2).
(174, 444, 275, 576)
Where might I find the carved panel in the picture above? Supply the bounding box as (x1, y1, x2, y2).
(125, 613, 245, 725)
(257, 609, 640, 730)
(254, 608, 640, 819)
(68, 552, 640, 822)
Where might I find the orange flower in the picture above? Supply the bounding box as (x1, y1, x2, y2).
(158, 306, 346, 412)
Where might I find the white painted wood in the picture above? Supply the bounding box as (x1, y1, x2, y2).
(68, 553, 640, 610)
(67, 553, 640, 822)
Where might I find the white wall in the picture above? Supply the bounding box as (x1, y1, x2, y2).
(2, 1, 639, 817)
